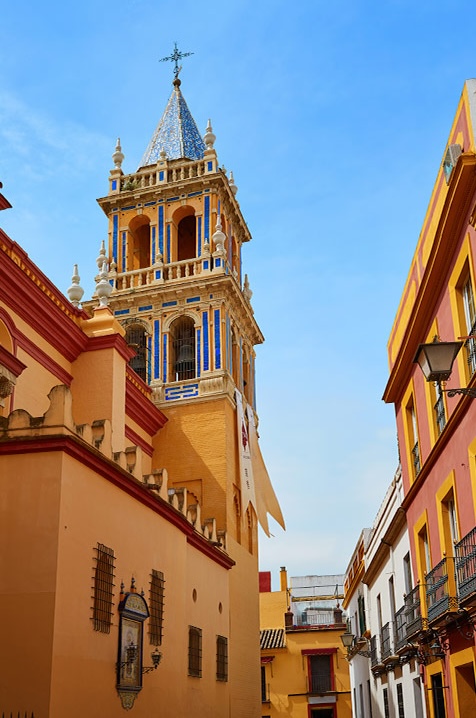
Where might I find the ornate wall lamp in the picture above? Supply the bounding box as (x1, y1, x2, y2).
(414, 337, 476, 397)
(340, 630, 372, 658)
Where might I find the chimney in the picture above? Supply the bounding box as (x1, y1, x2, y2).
(280, 566, 288, 592)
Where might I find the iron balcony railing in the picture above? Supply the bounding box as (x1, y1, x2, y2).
(395, 605, 407, 651)
(434, 393, 446, 435)
(411, 441, 421, 475)
(455, 526, 476, 601)
(309, 673, 332, 693)
(404, 585, 423, 637)
(294, 611, 336, 627)
(369, 635, 378, 666)
(464, 319, 476, 375)
(380, 622, 392, 660)
(426, 556, 457, 622)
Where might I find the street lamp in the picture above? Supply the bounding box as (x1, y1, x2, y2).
(414, 337, 476, 397)
(340, 630, 371, 658)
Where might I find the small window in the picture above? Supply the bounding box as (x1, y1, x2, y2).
(149, 569, 165, 645)
(92, 543, 115, 633)
(383, 688, 390, 718)
(309, 654, 332, 693)
(216, 636, 228, 681)
(188, 626, 202, 677)
(397, 683, 405, 718)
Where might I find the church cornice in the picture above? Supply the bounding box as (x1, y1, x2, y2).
(0, 229, 88, 363)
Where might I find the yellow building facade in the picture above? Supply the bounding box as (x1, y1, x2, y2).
(259, 569, 351, 718)
(0, 61, 283, 717)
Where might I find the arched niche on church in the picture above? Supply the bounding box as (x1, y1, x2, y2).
(128, 214, 151, 270)
(171, 205, 197, 262)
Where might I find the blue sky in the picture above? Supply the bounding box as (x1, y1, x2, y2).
(1, 1, 475, 587)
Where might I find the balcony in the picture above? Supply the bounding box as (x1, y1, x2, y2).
(309, 673, 332, 693)
(455, 526, 476, 606)
(425, 556, 458, 624)
(380, 622, 392, 660)
(404, 585, 424, 638)
(395, 605, 407, 651)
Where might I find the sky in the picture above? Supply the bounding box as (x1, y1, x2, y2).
(1, 0, 475, 589)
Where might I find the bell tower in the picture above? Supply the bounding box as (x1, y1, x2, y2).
(93, 53, 283, 714)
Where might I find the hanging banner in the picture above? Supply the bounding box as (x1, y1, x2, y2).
(246, 404, 286, 537)
(235, 389, 257, 514)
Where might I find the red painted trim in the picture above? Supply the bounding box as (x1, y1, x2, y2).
(125, 374, 167, 434)
(0, 345, 26, 377)
(0, 435, 234, 570)
(0, 193, 12, 211)
(85, 334, 136, 362)
(261, 656, 274, 664)
(15, 326, 74, 386)
(125, 425, 153, 456)
(307, 705, 336, 718)
(0, 229, 88, 362)
(301, 648, 337, 656)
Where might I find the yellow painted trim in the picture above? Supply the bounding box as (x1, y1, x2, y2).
(435, 471, 459, 557)
(425, 661, 448, 718)
(422, 320, 446, 447)
(449, 646, 476, 718)
(467, 436, 476, 521)
(401, 380, 420, 485)
(414, 510, 431, 597)
(448, 233, 476, 385)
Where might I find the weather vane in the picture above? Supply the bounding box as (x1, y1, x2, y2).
(160, 42, 194, 80)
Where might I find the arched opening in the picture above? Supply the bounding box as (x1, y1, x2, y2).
(243, 347, 251, 403)
(177, 215, 196, 261)
(128, 215, 151, 270)
(125, 323, 148, 382)
(231, 329, 240, 389)
(169, 316, 196, 382)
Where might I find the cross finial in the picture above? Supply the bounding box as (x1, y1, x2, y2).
(160, 42, 194, 80)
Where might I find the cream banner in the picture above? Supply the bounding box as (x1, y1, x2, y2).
(235, 389, 257, 514)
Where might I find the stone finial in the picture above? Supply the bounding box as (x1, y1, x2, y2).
(96, 261, 113, 308)
(212, 215, 226, 254)
(159, 148, 167, 160)
(67, 264, 84, 307)
(96, 239, 107, 272)
(229, 170, 238, 196)
(112, 137, 124, 169)
(204, 119, 216, 150)
(243, 274, 253, 303)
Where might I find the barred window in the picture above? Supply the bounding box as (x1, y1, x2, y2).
(92, 543, 115, 633)
(188, 626, 202, 677)
(216, 636, 228, 681)
(149, 569, 165, 645)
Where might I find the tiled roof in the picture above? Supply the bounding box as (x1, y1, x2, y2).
(260, 628, 286, 650)
(139, 80, 205, 167)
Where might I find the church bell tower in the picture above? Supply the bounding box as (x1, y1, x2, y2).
(94, 50, 283, 712)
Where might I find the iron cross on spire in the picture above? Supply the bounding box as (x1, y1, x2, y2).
(159, 42, 194, 80)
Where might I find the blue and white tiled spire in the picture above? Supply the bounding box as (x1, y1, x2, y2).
(139, 78, 206, 168)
